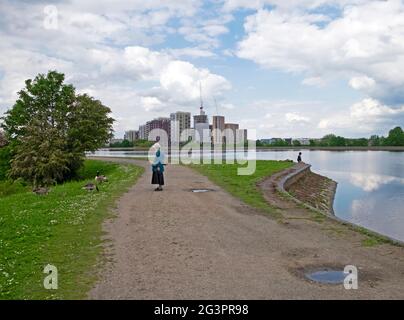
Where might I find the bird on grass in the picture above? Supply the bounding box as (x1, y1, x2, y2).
(95, 171, 108, 183)
(83, 183, 99, 192)
(33, 187, 49, 195)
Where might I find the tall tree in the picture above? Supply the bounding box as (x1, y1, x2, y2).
(1, 71, 114, 186)
(65, 94, 114, 176)
(384, 126, 404, 146)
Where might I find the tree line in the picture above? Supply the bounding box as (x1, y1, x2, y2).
(310, 128, 404, 147)
(109, 139, 154, 148)
(257, 127, 404, 147)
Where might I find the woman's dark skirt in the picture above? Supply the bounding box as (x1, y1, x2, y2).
(151, 171, 165, 186)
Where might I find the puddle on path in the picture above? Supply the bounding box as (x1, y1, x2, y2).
(191, 189, 213, 193)
(305, 270, 346, 284)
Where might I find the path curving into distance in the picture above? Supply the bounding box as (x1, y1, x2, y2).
(89, 157, 404, 299)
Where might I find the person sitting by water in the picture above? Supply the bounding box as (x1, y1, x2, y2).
(297, 152, 302, 163)
(151, 147, 165, 191)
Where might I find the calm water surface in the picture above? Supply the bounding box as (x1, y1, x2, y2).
(90, 149, 404, 241)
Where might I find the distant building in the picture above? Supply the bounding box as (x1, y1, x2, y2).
(213, 116, 225, 130)
(225, 123, 239, 131)
(139, 125, 145, 140)
(170, 111, 191, 143)
(194, 106, 209, 125)
(139, 121, 151, 140)
(139, 124, 147, 140)
(124, 130, 139, 142)
(194, 106, 210, 143)
(148, 117, 171, 142)
(212, 115, 225, 144)
(260, 139, 272, 145)
(284, 138, 292, 145)
(261, 138, 283, 145)
(241, 129, 248, 144)
(295, 138, 311, 145)
(224, 123, 239, 145)
(110, 138, 124, 145)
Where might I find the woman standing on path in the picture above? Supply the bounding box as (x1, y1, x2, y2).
(151, 142, 165, 191)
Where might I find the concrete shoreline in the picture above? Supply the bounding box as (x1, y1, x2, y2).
(275, 163, 404, 246)
(285, 165, 337, 215)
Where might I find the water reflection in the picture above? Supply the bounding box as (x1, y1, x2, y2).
(319, 170, 404, 241)
(349, 172, 404, 192)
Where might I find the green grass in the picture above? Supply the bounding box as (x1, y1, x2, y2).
(0, 159, 144, 300)
(190, 160, 293, 217)
(0, 180, 29, 197)
(356, 226, 391, 247)
(361, 237, 383, 247)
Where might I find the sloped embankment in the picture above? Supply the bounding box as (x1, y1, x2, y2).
(286, 169, 337, 215)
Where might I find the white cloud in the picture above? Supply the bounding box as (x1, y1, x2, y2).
(223, 0, 368, 12)
(318, 98, 404, 133)
(0, 43, 231, 124)
(349, 76, 376, 90)
(178, 14, 233, 48)
(140, 96, 164, 112)
(350, 98, 404, 118)
(2, 0, 403, 140)
(236, 0, 404, 106)
(221, 103, 236, 110)
(159, 60, 231, 103)
(124, 47, 171, 80)
(302, 77, 326, 87)
(285, 112, 310, 123)
(166, 47, 216, 59)
(236, 99, 326, 138)
(0, 0, 231, 135)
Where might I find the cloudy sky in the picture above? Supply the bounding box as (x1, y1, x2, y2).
(1, 0, 404, 139)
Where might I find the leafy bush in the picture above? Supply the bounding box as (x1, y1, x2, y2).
(0, 145, 12, 181)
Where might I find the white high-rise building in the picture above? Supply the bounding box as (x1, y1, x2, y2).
(170, 111, 191, 143)
(124, 130, 139, 142)
(139, 122, 151, 140)
(139, 125, 146, 140)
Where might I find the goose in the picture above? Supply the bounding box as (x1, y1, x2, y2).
(33, 187, 49, 195)
(83, 183, 99, 192)
(95, 171, 108, 183)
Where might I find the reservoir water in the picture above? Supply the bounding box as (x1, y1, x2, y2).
(89, 149, 404, 242)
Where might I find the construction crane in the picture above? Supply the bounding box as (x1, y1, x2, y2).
(213, 97, 219, 116)
(199, 81, 204, 110)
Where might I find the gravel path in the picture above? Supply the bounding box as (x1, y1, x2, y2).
(89, 158, 404, 299)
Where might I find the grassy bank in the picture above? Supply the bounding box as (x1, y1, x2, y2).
(190, 160, 293, 217)
(0, 160, 144, 300)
